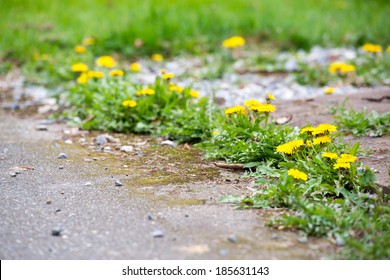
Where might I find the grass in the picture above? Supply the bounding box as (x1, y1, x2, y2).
(1, 0, 390, 62)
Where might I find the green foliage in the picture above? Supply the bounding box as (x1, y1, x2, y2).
(331, 102, 390, 137)
(198, 101, 293, 163)
(1, 0, 390, 62)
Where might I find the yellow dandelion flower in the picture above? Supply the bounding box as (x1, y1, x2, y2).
(152, 53, 163, 62)
(313, 135, 332, 145)
(338, 154, 357, 163)
(300, 126, 316, 135)
(122, 100, 137, 108)
(244, 99, 261, 107)
(109, 69, 124, 77)
(87, 71, 104, 79)
(225, 106, 246, 116)
(329, 62, 355, 75)
(130, 63, 141, 72)
(267, 93, 275, 101)
(249, 104, 276, 113)
(162, 73, 174, 80)
(96, 56, 116, 68)
(82, 37, 96, 46)
(324, 87, 335, 95)
(74, 45, 86, 54)
(333, 162, 351, 170)
(160, 69, 167, 74)
(322, 152, 338, 159)
(213, 130, 220, 136)
(222, 36, 246, 49)
(77, 73, 89, 84)
(362, 43, 382, 53)
(71, 63, 88, 72)
(189, 90, 200, 98)
(313, 124, 337, 136)
(386, 46, 390, 53)
(276, 139, 304, 155)
(136, 88, 155, 95)
(169, 85, 184, 93)
(288, 169, 308, 181)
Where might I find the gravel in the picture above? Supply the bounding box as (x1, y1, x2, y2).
(57, 153, 67, 159)
(152, 230, 164, 238)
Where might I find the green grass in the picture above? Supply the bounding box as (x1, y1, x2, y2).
(1, 0, 390, 62)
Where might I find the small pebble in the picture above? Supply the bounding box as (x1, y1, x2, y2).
(10, 172, 17, 177)
(147, 214, 154, 221)
(219, 249, 229, 257)
(96, 135, 108, 145)
(120, 145, 134, 153)
(59, 166, 64, 170)
(161, 140, 177, 148)
(57, 153, 67, 159)
(103, 146, 111, 152)
(36, 124, 48, 131)
(228, 235, 237, 243)
(15, 171, 21, 175)
(64, 139, 73, 145)
(85, 182, 92, 186)
(152, 230, 164, 238)
(51, 227, 62, 236)
(46, 201, 52, 205)
(115, 180, 123, 187)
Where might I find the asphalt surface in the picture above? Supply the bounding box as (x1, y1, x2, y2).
(0, 111, 333, 259)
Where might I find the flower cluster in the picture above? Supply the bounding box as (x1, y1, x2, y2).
(222, 36, 246, 49)
(122, 100, 137, 108)
(328, 62, 356, 75)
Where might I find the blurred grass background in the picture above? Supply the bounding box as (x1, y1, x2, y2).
(1, 0, 389, 61)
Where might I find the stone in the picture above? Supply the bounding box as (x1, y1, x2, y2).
(152, 230, 164, 238)
(161, 140, 177, 148)
(51, 227, 62, 236)
(228, 235, 237, 243)
(120, 146, 134, 153)
(36, 124, 48, 131)
(85, 182, 92, 186)
(115, 180, 123, 187)
(96, 135, 108, 145)
(57, 153, 67, 159)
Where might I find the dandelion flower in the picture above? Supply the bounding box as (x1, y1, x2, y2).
(276, 139, 304, 155)
(74, 45, 86, 54)
(313, 135, 331, 145)
(169, 84, 184, 93)
(152, 54, 163, 62)
(82, 37, 96, 46)
(244, 100, 261, 107)
(324, 87, 335, 95)
(222, 36, 245, 49)
(313, 124, 337, 136)
(339, 154, 357, 163)
(288, 169, 308, 181)
(249, 104, 276, 113)
(71, 63, 88, 72)
(87, 71, 104, 79)
(333, 162, 351, 170)
(96, 56, 116, 68)
(300, 126, 316, 134)
(328, 62, 355, 75)
(136, 88, 155, 95)
(266, 93, 275, 102)
(122, 100, 137, 108)
(362, 43, 382, 53)
(189, 90, 200, 98)
(386, 46, 390, 53)
(130, 63, 141, 72)
(322, 152, 338, 159)
(213, 130, 220, 136)
(160, 69, 167, 74)
(77, 73, 89, 84)
(225, 106, 246, 116)
(162, 73, 174, 80)
(109, 69, 124, 77)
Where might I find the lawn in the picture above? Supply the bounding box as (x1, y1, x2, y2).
(1, 0, 389, 61)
